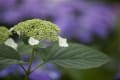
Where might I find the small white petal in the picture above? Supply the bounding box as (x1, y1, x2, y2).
(58, 36, 69, 47)
(28, 37, 39, 46)
(5, 38, 18, 50)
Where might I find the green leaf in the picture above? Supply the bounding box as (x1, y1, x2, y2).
(36, 43, 110, 69)
(0, 44, 23, 65)
(18, 42, 32, 55)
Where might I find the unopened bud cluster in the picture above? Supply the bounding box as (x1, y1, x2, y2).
(14, 19, 60, 41)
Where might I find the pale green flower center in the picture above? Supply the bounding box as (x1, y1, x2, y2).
(13, 19, 60, 41)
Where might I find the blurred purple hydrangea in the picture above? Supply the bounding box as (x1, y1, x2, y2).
(30, 63, 61, 80)
(18, 62, 61, 80)
(0, 0, 17, 10)
(0, 63, 61, 80)
(0, 0, 117, 43)
(0, 64, 18, 78)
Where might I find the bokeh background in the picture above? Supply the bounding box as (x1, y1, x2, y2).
(0, 0, 120, 80)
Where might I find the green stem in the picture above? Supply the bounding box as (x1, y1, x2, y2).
(24, 74, 29, 80)
(23, 45, 47, 80)
(19, 64, 27, 73)
(28, 46, 35, 73)
(24, 46, 35, 80)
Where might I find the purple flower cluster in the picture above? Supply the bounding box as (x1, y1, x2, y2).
(0, 65, 18, 78)
(0, 0, 117, 43)
(30, 63, 61, 80)
(54, 2, 116, 43)
(0, 63, 61, 80)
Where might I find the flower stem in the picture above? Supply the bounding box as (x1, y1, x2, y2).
(19, 64, 27, 73)
(24, 74, 29, 80)
(24, 46, 35, 80)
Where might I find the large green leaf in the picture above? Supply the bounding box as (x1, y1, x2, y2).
(36, 43, 110, 69)
(0, 44, 23, 65)
(18, 42, 32, 55)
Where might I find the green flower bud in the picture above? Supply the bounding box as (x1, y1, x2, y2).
(0, 27, 10, 43)
(13, 19, 60, 41)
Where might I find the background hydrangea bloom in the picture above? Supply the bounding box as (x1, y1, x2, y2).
(54, 2, 116, 43)
(18, 63, 61, 80)
(0, 65, 18, 78)
(0, 0, 116, 43)
(0, 0, 16, 10)
(0, 63, 61, 80)
(30, 63, 61, 80)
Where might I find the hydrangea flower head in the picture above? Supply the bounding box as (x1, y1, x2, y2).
(0, 27, 10, 44)
(13, 19, 60, 42)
